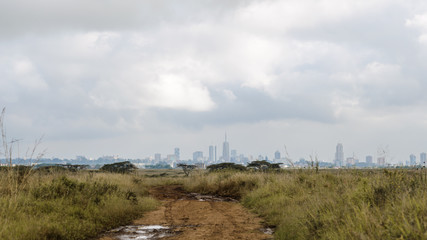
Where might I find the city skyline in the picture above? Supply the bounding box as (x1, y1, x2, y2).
(3, 1, 427, 163)
(4, 133, 427, 167)
(106, 139, 427, 165)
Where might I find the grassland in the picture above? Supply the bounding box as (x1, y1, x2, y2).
(0, 167, 425, 239)
(0, 168, 158, 240)
(183, 169, 427, 239)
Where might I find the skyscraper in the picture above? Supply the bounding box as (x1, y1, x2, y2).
(410, 154, 416, 165)
(222, 133, 230, 162)
(274, 151, 281, 160)
(366, 155, 373, 165)
(334, 143, 344, 167)
(420, 152, 426, 166)
(209, 145, 214, 162)
(231, 149, 237, 162)
(174, 148, 180, 161)
(193, 151, 203, 162)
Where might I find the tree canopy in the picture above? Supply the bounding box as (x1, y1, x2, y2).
(247, 160, 282, 171)
(100, 161, 137, 173)
(177, 163, 197, 176)
(207, 162, 246, 171)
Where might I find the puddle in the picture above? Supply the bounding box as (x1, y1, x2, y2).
(107, 225, 176, 239)
(185, 193, 239, 202)
(261, 227, 274, 235)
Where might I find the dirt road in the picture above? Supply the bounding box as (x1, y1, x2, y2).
(101, 185, 273, 240)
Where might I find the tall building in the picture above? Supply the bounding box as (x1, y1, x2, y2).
(366, 155, 373, 165)
(231, 149, 237, 162)
(274, 151, 281, 160)
(334, 143, 344, 167)
(215, 146, 217, 162)
(410, 154, 416, 165)
(167, 154, 176, 161)
(193, 151, 203, 162)
(209, 145, 214, 162)
(346, 157, 358, 166)
(222, 133, 230, 162)
(174, 148, 180, 161)
(420, 152, 426, 165)
(154, 153, 161, 161)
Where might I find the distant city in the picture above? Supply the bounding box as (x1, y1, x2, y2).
(1, 135, 426, 169)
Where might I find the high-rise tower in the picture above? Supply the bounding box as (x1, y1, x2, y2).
(334, 143, 344, 167)
(274, 151, 281, 160)
(174, 147, 180, 161)
(420, 152, 426, 166)
(209, 145, 214, 162)
(222, 133, 230, 162)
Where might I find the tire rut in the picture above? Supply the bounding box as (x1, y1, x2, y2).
(100, 185, 273, 240)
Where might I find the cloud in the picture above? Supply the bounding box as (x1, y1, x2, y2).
(1, 0, 427, 160)
(0, 0, 250, 38)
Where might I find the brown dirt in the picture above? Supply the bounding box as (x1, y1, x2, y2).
(100, 185, 272, 240)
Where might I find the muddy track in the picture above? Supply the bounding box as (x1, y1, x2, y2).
(100, 185, 273, 240)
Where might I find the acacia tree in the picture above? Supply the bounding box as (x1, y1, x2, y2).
(177, 163, 197, 176)
(100, 161, 137, 173)
(207, 162, 246, 171)
(247, 160, 282, 171)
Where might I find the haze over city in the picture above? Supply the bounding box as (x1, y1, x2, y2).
(2, 1, 427, 163)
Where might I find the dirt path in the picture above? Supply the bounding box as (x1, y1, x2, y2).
(100, 185, 273, 240)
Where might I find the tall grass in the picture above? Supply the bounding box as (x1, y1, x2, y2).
(183, 169, 427, 239)
(0, 171, 158, 240)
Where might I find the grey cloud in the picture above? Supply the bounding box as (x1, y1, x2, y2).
(0, 0, 252, 38)
(2, 0, 427, 160)
(153, 86, 336, 129)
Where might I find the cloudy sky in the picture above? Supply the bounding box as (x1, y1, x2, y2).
(2, 0, 427, 162)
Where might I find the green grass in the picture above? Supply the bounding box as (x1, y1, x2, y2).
(183, 169, 427, 239)
(0, 170, 158, 240)
(1, 167, 426, 239)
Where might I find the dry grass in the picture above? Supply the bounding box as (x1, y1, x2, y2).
(0, 170, 159, 240)
(183, 169, 427, 239)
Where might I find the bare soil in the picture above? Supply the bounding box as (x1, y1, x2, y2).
(100, 185, 272, 240)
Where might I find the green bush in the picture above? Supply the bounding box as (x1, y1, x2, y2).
(207, 162, 247, 171)
(100, 161, 137, 173)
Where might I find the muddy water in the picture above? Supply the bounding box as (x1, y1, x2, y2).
(100, 185, 273, 240)
(107, 225, 175, 239)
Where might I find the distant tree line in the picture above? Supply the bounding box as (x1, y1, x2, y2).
(177, 160, 283, 176)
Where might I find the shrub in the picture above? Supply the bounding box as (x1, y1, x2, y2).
(100, 161, 137, 173)
(207, 162, 247, 171)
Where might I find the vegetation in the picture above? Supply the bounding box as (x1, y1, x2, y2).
(145, 163, 172, 169)
(207, 162, 247, 171)
(183, 169, 427, 239)
(0, 170, 158, 240)
(1, 165, 426, 239)
(100, 161, 137, 173)
(177, 163, 197, 176)
(247, 160, 282, 170)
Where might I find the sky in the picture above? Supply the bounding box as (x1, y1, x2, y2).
(2, 0, 427, 163)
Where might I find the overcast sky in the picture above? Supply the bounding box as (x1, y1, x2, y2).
(2, 0, 427, 162)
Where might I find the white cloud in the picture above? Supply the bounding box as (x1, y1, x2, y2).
(1, 0, 427, 161)
(145, 74, 215, 111)
(233, 0, 389, 34)
(406, 12, 427, 44)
